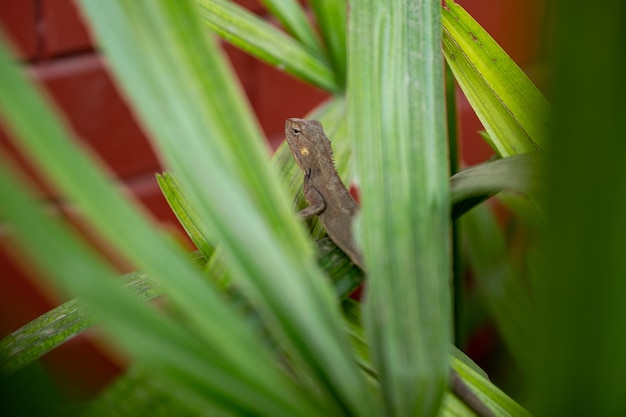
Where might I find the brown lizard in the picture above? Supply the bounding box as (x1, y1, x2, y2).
(285, 118, 364, 269)
(285, 118, 497, 417)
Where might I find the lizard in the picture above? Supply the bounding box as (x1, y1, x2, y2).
(285, 117, 497, 417)
(284, 118, 363, 269)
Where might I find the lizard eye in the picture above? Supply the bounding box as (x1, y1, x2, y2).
(291, 128, 301, 134)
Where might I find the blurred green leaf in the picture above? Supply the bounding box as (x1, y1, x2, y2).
(260, 0, 324, 56)
(0, 235, 361, 379)
(0, 362, 71, 417)
(82, 364, 211, 417)
(349, 1, 451, 416)
(451, 155, 539, 202)
(195, 0, 340, 92)
(451, 355, 533, 417)
(309, 0, 347, 88)
(343, 298, 529, 417)
(0, 268, 166, 376)
(529, 1, 626, 415)
(451, 154, 540, 218)
(442, 0, 549, 156)
(461, 204, 536, 377)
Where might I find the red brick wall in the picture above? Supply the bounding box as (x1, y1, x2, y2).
(0, 0, 544, 399)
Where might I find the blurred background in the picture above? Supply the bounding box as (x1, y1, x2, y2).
(0, 0, 546, 402)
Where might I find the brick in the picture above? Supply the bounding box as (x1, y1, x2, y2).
(125, 173, 192, 242)
(0, 231, 59, 338)
(0, 0, 38, 60)
(32, 54, 161, 180)
(1, 228, 124, 401)
(116, 172, 195, 251)
(0, 210, 121, 401)
(41, 0, 92, 57)
(57, 202, 136, 274)
(221, 41, 256, 101)
(456, 87, 495, 165)
(56, 173, 195, 273)
(232, 0, 266, 14)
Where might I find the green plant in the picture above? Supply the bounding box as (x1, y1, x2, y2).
(2, 0, 626, 416)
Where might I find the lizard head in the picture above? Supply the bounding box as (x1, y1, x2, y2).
(285, 118, 334, 170)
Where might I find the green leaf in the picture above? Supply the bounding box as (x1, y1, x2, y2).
(0, 269, 164, 376)
(461, 204, 536, 373)
(156, 172, 215, 260)
(195, 0, 340, 92)
(349, 1, 451, 416)
(77, 1, 376, 415)
(82, 364, 211, 417)
(529, 1, 626, 415)
(343, 298, 529, 417)
(0, 234, 362, 379)
(260, 0, 324, 56)
(451, 356, 533, 417)
(309, 0, 348, 88)
(442, 0, 549, 156)
(450, 154, 540, 218)
(0, 362, 70, 417)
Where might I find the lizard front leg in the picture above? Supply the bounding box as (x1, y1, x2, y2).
(298, 186, 325, 219)
(298, 169, 326, 219)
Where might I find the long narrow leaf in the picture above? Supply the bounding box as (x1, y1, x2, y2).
(344, 298, 530, 417)
(529, 1, 626, 414)
(442, 0, 549, 156)
(196, 0, 340, 92)
(349, 1, 451, 416)
(156, 173, 215, 260)
(0, 269, 163, 376)
(451, 357, 533, 417)
(450, 154, 540, 218)
(260, 0, 324, 56)
(450, 155, 539, 202)
(78, 1, 377, 415)
(0, 234, 361, 379)
(309, 0, 348, 88)
(461, 204, 536, 373)
(83, 364, 211, 417)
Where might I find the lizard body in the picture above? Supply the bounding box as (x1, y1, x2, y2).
(285, 118, 496, 417)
